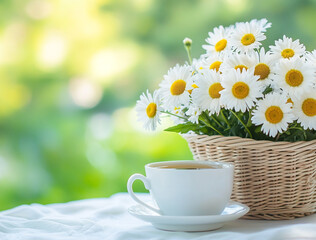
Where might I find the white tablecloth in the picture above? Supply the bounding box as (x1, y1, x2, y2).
(0, 193, 315, 240)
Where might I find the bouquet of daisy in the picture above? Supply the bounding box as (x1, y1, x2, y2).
(135, 19, 316, 142)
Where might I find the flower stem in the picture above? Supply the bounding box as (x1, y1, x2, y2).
(288, 127, 307, 140)
(230, 110, 253, 138)
(161, 111, 187, 120)
(220, 109, 230, 128)
(210, 115, 225, 129)
(246, 109, 253, 127)
(275, 132, 280, 141)
(199, 113, 223, 135)
(185, 46, 192, 65)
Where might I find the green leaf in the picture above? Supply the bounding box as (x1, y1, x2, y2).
(254, 126, 262, 133)
(263, 85, 273, 95)
(164, 122, 199, 133)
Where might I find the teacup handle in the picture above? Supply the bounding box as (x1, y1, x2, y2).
(127, 174, 162, 214)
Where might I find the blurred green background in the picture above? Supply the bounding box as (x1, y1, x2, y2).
(1, 0, 316, 210)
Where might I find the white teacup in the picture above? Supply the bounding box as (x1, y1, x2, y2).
(127, 160, 234, 216)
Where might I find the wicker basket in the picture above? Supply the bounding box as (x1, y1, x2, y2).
(182, 134, 316, 220)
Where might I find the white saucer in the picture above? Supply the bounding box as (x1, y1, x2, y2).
(128, 201, 249, 232)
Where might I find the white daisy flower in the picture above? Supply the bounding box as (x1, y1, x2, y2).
(170, 106, 186, 125)
(221, 70, 262, 112)
(249, 18, 272, 32)
(305, 50, 316, 67)
(191, 69, 223, 114)
(202, 25, 233, 56)
(199, 55, 225, 73)
(253, 48, 277, 89)
(192, 57, 206, 72)
(159, 64, 194, 110)
(220, 52, 256, 74)
(187, 72, 200, 95)
(252, 93, 295, 137)
(135, 90, 161, 131)
(273, 57, 315, 98)
(286, 96, 294, 107)
(186, 104, 202, 124)
(231, 20, 269, 53)
(188, 83, 199, 95)
(269, 35, 306, 60)
(225, 24, 235, 33)
(292, 89, 316, 130)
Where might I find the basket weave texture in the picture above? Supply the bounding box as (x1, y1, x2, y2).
(182, 134, 316, 220)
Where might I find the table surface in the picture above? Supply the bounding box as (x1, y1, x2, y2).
(0, 193, 315, 240)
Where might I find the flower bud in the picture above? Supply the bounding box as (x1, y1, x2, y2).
(183, 37, 192, 47)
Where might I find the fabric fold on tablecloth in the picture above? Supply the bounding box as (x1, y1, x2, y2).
(0, 193, 315, 240)
(0, 194, 128, 240)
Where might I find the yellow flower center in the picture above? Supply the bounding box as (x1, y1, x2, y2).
(232, 82, 249, 99)
(208, 82, 224, 99)
(146, 103, 157, 118)
(199, 66, 203, 70)
(265, 106, 284, 124)
(210, 61, 222, 72)
(215, 39, 227, 52)
(241, 33, 255, 46)
(281, 48, 295, 58)
(302, 98, 316, 117)
(170, 79, 186, 95)
(188, 84, 198, 94)
(254, 63, 270, 80)
(285, 69, 303, 87)
(286, 98, 294, 105)
(235, 65, 248, 72)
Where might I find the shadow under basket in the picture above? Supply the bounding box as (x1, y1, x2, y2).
(182, 134, 316, 220)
